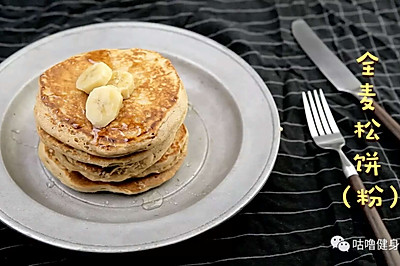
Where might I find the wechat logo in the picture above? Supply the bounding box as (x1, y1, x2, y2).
(331, 235, 350, 252)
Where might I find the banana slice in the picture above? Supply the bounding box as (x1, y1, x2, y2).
(76, 62, 113, 93)
(107, 70, 134, 99)
(85, 85, 123, 128)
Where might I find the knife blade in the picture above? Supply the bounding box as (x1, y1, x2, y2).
(292, 19, 400, 141)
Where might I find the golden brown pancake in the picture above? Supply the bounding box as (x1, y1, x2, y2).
(53, 125, 188, 182)
(34, 48, 188, 157)
(38, 142, 186, 195)
(37, 125, 176, 168)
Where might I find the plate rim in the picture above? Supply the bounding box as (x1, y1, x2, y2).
(0, 21, 280, 252)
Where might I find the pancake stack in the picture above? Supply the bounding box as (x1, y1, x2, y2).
(34, 48, 188, 195)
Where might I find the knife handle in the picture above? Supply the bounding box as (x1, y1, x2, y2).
(372, 101, 400, 141)
(349, 174, 400, 266)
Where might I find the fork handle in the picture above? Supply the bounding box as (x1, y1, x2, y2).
(349, 174, 400, 266)
(373, 101, 400, 142)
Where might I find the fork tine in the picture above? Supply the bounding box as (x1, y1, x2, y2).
(302, 92, 318, 138)
(318, 89, 340, 134)
(307, 91, 325, 136)
(313, 90, 332, 134)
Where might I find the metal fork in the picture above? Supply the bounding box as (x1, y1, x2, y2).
(303, 89, 400, 265)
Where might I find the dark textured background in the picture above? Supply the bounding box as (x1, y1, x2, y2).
(1, 0, 400, 265)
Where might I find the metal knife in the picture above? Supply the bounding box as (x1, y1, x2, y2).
(292, 19, 400, 141)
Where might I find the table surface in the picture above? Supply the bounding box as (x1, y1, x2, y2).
(1, 0, 400, 265)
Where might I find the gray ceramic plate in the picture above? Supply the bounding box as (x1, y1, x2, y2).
(0, 22, 280, 252)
